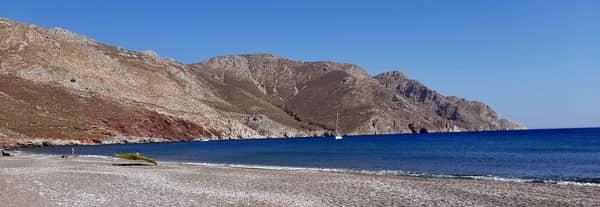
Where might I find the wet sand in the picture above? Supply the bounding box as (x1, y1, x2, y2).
(1, 152, 599, 207)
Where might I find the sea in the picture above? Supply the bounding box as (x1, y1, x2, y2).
(24, 128, 600, 184)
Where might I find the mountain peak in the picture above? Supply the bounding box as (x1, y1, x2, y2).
(375, 70, 409, 80)
(240, 53, 283, 59)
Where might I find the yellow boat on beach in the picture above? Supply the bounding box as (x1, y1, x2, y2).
(115, 153, 158, 166)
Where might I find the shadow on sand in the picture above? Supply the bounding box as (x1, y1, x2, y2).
(112, 163, 155, 166)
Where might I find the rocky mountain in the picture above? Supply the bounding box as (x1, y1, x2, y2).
(0, 18, 525, 147)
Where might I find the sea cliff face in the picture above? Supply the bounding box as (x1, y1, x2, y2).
(0, 18, 525, 147)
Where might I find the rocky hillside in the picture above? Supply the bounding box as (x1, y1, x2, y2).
(0, 18, 525, 147)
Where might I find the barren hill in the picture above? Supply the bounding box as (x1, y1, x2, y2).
(0, 18, 525, 147)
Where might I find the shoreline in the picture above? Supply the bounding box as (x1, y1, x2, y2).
(1, 152, 600, 206)
(17, 143, 600, 188)
(7, 127, 600, 150)
(1, 128, 542, 149)
(64, 154, 600, 188)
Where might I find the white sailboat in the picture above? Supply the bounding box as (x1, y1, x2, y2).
(335, 134, 343, 140)
(335, 108, 343, 140)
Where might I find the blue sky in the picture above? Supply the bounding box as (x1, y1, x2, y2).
(1, 0, 598, 129)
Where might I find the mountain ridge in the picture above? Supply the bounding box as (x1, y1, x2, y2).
(0, 17, 525, 147)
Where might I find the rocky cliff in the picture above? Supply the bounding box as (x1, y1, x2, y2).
(0, 18, 525, 147)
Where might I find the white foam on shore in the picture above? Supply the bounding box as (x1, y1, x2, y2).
(556, 181, 600, 187)
(175, 162, 600, 187)
(178, 162, 350, 173)
(80, 155, 118, 159)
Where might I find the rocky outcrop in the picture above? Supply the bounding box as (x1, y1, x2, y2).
(194, 55, 525, 136)
(0, 18, 525, 147)
(374, 71, 526, 132)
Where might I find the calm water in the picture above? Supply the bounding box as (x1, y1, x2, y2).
(26, 128, 600, 181)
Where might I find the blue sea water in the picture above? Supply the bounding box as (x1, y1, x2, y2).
(25, 128, 600, 182)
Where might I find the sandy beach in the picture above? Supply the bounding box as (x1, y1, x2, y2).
(1, 152, 599, 207)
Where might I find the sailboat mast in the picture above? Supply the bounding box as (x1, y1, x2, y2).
(335, 108, 339, 134)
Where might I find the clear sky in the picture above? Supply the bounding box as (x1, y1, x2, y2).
(1, 0, 598, 129)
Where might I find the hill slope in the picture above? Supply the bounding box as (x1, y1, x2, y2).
(0, 18, 525, 147)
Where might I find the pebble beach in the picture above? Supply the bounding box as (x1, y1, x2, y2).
(1, 152, 599, 206)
